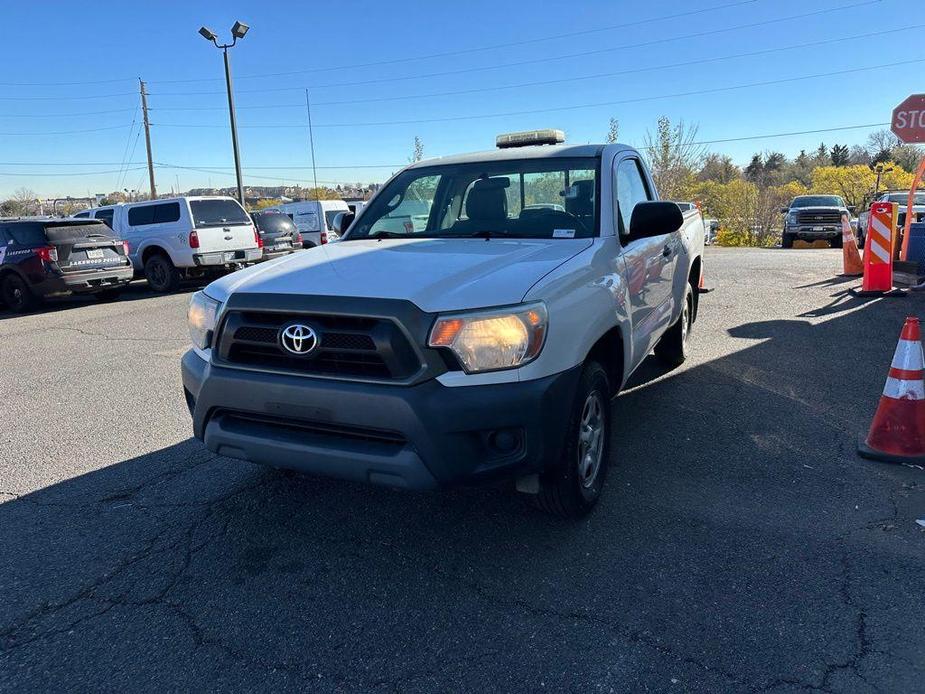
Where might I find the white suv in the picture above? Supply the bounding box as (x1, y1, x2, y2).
(82, 196, 262, 291)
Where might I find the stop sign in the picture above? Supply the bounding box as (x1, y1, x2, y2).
(892, 94, 925, 144)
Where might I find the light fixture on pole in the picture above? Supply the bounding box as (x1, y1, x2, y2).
(198, 20, 250, 204)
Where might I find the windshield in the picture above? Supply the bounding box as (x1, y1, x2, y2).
(346, 157, 599, 240)
(791, 196, 843, 208)
(885, 193, 925, 205)
(190, 199, 250, 227)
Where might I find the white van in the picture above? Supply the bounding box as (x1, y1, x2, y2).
(98, 196, 261, 292)
(271, 199, 349, 247)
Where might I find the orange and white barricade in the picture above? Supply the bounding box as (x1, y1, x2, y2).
(857, 202, 898, 294)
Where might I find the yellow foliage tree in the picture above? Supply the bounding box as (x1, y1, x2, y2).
(811, 163, 914, 209)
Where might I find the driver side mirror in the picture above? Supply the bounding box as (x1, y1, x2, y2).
(332, 211, 355, 236)
(628, 202, 684, 240)
(780, 207, 790, 214)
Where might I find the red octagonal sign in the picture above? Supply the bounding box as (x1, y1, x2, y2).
(892, 94, 925, 144)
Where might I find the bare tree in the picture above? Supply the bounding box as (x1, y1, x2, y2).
(867, 129, 901, 153)
(412, 136, 424, 162)
(2, 187, 40, 216)
(642, 116, 706, 200)
(606, 118, 619, 144)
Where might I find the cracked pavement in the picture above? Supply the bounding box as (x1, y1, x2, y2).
(1, 248, 923, 692)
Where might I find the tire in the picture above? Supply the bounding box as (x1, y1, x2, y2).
(654, 283, 693, 367)
(781, 233, 794, 249)
(144, 253, 181, 293)
(94, 288, 124, 302)
(831, 235, 843, 249)
(534, 361, 611, 519)
(0, 273, 38, 313)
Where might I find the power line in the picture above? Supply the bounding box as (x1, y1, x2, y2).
(148, 57, 925, 130)
(148, 23, 917, 113)
(0, 92, 137, 102)
(147, 0, 763, 85)
(0, 167, 147, 177)
(0, 107, 138, 119)
(148, 1, 882, 97)
(0, 124, 133, 136)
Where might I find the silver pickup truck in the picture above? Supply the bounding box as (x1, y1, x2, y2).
(182, 129, 705, 517)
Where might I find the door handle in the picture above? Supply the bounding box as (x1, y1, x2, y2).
(662, 245, 672, 258)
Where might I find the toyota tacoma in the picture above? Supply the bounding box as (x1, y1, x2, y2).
(182, 130, 705, 517)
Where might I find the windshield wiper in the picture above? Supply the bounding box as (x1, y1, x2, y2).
(469, 230, 528, 239)
(369, 231, 413, 239)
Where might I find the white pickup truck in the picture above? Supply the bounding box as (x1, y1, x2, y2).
(78, 196, 262, 291)
(182, 130, 705, 517)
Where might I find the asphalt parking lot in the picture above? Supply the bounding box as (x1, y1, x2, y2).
(1, 247, 923, 692)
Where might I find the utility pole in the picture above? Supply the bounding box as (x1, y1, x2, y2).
(139, 79, 157, 200)
(305, 89, 319, 200)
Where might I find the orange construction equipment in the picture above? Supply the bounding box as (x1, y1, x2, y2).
(840, 211, 863, 276)
(859, 202, 898, 294)
(858, 316, 925, 464)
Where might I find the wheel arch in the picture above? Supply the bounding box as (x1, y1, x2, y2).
(585, 326, 625, 396)
(140, 244, 171, 266)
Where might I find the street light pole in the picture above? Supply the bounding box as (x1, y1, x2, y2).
(221, 46, 245, 205)
(199, 21, 249, 205)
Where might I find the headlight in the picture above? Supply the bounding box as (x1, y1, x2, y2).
(188, 291, 221, 350)
(428, 302, 547, 373)
(787, 213, 798, 225)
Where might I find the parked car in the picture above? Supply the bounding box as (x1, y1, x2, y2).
(0, 218, 133, 312)
(267, 200, 349, 247)
(856, 191, 925, 249)
(250, 211, 302, 261)
(98, 196, 261, 292)
(703, 218, 719, 245)
(182, 129, 705, 518)
(780, 195, 853, 248)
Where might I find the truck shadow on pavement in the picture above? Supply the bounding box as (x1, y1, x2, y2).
(1, 296, 923, 692)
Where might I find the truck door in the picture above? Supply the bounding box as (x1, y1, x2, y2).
(614, 157, 679, 367)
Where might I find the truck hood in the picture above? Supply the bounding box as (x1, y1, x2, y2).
(205, 237, 593, 313)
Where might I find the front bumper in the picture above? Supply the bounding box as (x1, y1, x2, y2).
(785, 226, 839, 239)
(181, 350, 580, 489)
(193, 248, 262, 266)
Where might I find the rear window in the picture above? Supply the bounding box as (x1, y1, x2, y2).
(190, 199, 249, 227)
(95, 209, 115, 227)
(128, 202, 181, 226)
(44, 222, 114, 243)
(253, 212, 296, 234)
(324, 210, 343, 230)
(7, 223, 47, 246)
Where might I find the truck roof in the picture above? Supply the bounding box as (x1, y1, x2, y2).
(405, 143, 630, 169)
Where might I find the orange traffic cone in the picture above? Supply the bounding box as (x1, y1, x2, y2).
(840, 212, 863, 276)
(698, 267, 713, 294)
(858, 316, 925, 463)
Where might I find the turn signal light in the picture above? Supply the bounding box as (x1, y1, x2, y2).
(321, 231, 328, 245)
(122, 241, 131, 256)
(188, 230, 200, 249)
(253, 226, 263, 249)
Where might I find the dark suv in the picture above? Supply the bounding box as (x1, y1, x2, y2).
(0, 218, 134, 312)
(250, 211, 302, 261)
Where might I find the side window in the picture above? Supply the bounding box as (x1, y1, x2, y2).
(128, 202, 180, 227)
(74, 211, 90, 218)
(614, 159, 652, 236)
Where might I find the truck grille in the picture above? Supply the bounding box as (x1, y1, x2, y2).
(215, 310, 422, 381)
(796, 211, 842, 225)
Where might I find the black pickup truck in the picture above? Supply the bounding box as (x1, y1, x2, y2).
(780, 195, 853, 249)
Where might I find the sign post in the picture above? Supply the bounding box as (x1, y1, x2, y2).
(891, 94, 925, 260)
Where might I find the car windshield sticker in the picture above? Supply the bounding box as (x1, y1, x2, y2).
(553, 229, 576, 239)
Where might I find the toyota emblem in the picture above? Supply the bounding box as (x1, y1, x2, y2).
(279, 323, 319, 356)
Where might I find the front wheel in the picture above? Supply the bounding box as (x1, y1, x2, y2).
(1, 273, 38, 313)
(831, 235, 843, 249)
(654, 284, 693, 367)
(781, 233, 794, 249)
(534, 361, 611, 518)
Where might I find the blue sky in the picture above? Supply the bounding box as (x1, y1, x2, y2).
(0, 0, 919, 198)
